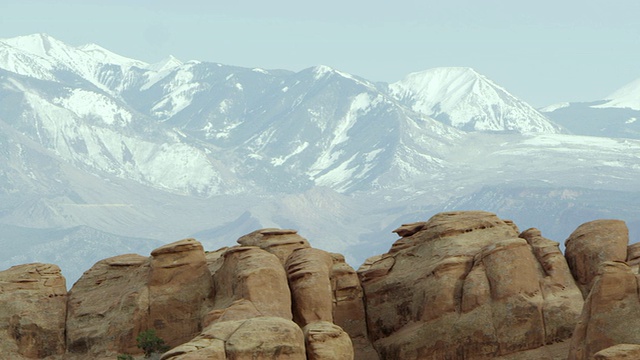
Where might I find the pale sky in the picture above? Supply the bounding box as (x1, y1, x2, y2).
(1, 0, 639, 107)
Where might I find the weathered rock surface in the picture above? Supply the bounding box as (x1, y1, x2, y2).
(568, 261, 640, 360)
(593, 344, 640, 359)
(66, 254, 149, 356)
(6, 212, 640, 360)
(162, 317, 306, 360)
(626, 242, 640, 274)
(237, 228, 310, 265)
(148, 239, 212, 348)
(0, 263, 67, 359)
(564, 219, 629, 298)
(330, 253, 378, 360)
(210, 246, 292, 321)
(359, 211, 583, 359)
(286, 248, 334, 326)
(304, 321, 354, 360)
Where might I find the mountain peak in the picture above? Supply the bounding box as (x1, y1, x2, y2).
(0, 33, 64, 58)
(593, 77, 640, 111)
(146, 55, 183, 72)
(389, 67, 560, 133)
(78, 43, 147, 68)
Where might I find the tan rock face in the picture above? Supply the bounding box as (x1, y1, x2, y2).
(304, 321, 354, 360)
(149, 239, 212, 348)
(0, 263, 67, 359)
(162, 317, 306, 360)
(568, 262, 640, 360)
(286, 248, 334, 326)
(330, 253, 378, 360)
(564, 219, 629, 298)
(519, 228, 585, 343)
(237, 228, 310, 265)
(211, 246, 292, 320)
(359, 211, 583, 359)
(66, 254, 149, 356)
(626, 242, 640, 274)
(593, 344, 640, 359)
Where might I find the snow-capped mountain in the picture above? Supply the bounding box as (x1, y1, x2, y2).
(595, 76, 640, 111)
(1, 34, 640, 286)
(389, 67, 562, 133)
(540, 76, 640, 139)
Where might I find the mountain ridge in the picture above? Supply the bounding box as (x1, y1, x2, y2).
(1, 33, 639, 287)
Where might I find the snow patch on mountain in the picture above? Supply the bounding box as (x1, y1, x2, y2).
(389, 67, 560, 133)
(54, 89, 132, 126)
(593, 77, 640, 111)
(150, 64, 203, 119)
(77, 43, 147, 69)
(539, 102, 570, 113)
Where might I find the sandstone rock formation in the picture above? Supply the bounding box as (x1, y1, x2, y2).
(359, 211, 583, 359)
(564, 219, 629, 298)
(162, 317, 306, 360)
(237, 228, 310, 265)
(6, 211, 640, 359)
(626, 242, 640, 274)
(148, 239, 212, 348)
(568, 261, 640, 360)
(330, 253, 379, 360)
(286, 248, 335, 326)
(66, 254, 149, 356)
(210, 246, 292, 320)
(593, 344, 640, 359)
(0, 263, 67, 359)
(303, 321, 354, 360)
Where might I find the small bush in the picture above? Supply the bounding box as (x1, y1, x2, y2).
(117, 355, 134, 360)
(136, 329, 170, 358)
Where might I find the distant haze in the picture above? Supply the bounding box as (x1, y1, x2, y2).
(1, 0, 639, 107)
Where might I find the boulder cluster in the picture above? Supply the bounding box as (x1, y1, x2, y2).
(1, 211, 639, 359)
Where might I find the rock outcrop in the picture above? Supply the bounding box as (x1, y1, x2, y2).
(568, 261, 640, 360)
(592, 344, 640, 359)
(564, 219, 629, 298)
(210, 246, 292, 320)
(162, 317, 306, 360)
(0, 263, 67, 359)
(303, 321, 354, 360)
(148, 239, 212, 348)
(5, 210, 640, 359)
(66, 254, 149, 356)
(359, 211, 583, 359)
(626, 242, 640, 273)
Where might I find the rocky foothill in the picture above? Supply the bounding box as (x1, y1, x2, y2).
(1, 211, 639, 359)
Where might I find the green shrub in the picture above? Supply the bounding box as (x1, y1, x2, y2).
(117, 355, 134, 360)
(136, 329, 170, 358)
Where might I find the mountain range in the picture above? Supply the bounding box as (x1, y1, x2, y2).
(1, 33, 639, 284)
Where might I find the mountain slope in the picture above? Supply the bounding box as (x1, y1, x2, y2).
(389, 67, 561, 133)
(1, 34, 640, 288)
(594, 76, 640, 111)
(540, 76, 640, 139)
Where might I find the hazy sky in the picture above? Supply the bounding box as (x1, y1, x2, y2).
(1, 0, 639, 107)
